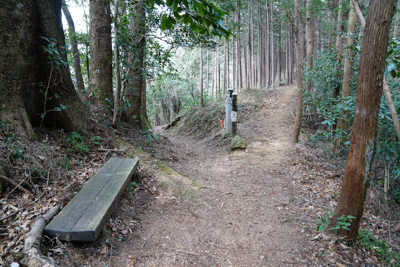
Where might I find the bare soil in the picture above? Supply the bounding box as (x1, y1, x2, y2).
(118, 85, 305, 266)
(35, 85, 399, 266)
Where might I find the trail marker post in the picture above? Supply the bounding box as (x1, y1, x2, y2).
(231, 93, 238, 137)
(225, 89, 233, 132)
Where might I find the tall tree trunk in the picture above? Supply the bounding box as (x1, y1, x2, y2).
(258, 7, 262, 88)
(351, 0, 400, 144)
(218, 49, 221, 96)
(248, 1, 252, 88)
(89, 0, 113, 106)
(336, 3, 357, 144)
(286, 23, 289, 85)
(270, 0, 274, 88)
(200, 44, 203, 106)
(224, 35, 227, 94)
(244, 45, 248, 89)
(316, 15, 321, 53)
(305, 0, 314, 90)
(291, 0, 304, 143)
(62, 0, 85, 95)
(331, 0, 395, 242)
(123, 1, 149, 127)
(0, 0, 87, 138)
(237, 3, 242, 91)
(251, 4, 255, 87)
(207, 50, 209, 96)
(393, 1, 400, 38)
(278, 21, 282, 83)
(332, 0, 344, 99)
(227, 17, 230, 90)
(211, 51, 215, 97)
(112, 0, 121, 125)
(265, 0, 270, 87)
(233, 38, 236, 91)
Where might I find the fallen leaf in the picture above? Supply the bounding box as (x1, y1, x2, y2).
(100, 247, 107, 254)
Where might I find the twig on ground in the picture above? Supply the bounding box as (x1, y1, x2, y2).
(176, 250, 200, 256)
(304, 199, 332, 210)
(0, 174, 33, 197)
(1, 211, 18, 222)
(141, 233, 154, 251)
(0, 199, 19, 212)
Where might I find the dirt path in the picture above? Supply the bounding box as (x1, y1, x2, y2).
(111, 85, 307, 266)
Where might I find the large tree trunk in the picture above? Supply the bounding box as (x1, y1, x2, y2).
(331, 0, 395, 242)
(62, 0, 85, 95)
(123, 1, 149, 127)
(352, 0, 400, 143)
(0, 0, 87, 139)
(291, 0, 304, 143)
(89, 0, 113, 106)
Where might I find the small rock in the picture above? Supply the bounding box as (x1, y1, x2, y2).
(230, 135, 246, 150)
(121, 230, 129, 235)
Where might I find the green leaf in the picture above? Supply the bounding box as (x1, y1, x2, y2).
(166, 0, 173, 7)
(172, 0, 178, 11)
(182, 0, 188, 9)
(147, 0, 154, 8)
(161, 14, 167, 30)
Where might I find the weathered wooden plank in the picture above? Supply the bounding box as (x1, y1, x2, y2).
(44, 157, 139, 241)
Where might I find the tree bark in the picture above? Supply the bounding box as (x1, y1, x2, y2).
(331, 0, 395, 242)
(123, 1, 149, 127)
(62, 0, 85, 95)
(207, 50, 210, 96)
(89, 0, 113, 106)
(265, 0, 270, 87)
(248, 1, 252, 88)
(227, 18, 230, 90)
(258, 7, 263, 88)
(112, 0, 121, 125)
(351, 0, 400, 143)
(270, 0, 274, 88)
(336, 3, 357, 143)
(200, 44, 203, 106)
(291, 0, 304, 143)
(316, 15, 321, 52)
(305, 0, 314, 88)
(251, 4, 255, 87)
(393, 1, 400, 38)
(237, 3, 242, 91)
(278, 21, 282, 83)
(0, 0, 87, 138)
(332, 0, 344, 99)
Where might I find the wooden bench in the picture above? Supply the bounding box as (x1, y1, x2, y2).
(44, 157, 139, 242)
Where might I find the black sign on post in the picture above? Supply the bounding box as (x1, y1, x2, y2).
(232, 93, 238, 137)
(225, 89, 233, 132)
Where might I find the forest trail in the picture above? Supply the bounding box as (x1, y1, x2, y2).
(108, 85, 308, 266)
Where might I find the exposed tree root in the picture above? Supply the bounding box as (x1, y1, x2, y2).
(21, 205, 60, 267)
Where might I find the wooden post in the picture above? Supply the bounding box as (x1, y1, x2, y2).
(226, 89, 233, 132)
(232, 93, 238, 137)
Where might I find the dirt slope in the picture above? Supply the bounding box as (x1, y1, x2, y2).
(103, 85, 306, 266)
